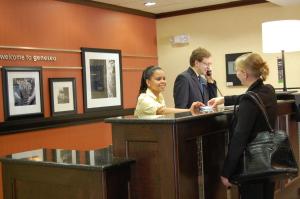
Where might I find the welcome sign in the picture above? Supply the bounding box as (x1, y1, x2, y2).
(0, 54, 57, 62)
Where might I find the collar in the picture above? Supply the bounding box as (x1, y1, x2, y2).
(189, 66, 200, 77)
(146, 88, 164, 102)
(247, 78, 263, 92)
(189, 66, 207, 83)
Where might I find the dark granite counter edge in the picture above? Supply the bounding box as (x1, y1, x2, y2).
(104, 100, 296, 124)
(0, 158, 135, 171)
(105, 110, 233, 124)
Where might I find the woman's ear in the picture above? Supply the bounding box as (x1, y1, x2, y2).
(146, 79, 150, 87)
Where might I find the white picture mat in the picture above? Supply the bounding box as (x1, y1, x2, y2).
(56, 149, 76, 164)
(12, 149, 44, 161)
(84, 51, 121, 109)
(227, 61, 236, 75)
(52, 81, 74, 112)
(7, 71, 41, 116)
(89, 150, 95, 166)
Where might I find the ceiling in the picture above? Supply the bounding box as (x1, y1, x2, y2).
(91, 0, 300, 14)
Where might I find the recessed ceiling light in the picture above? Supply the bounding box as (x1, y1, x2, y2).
(144, 1, 156, 7)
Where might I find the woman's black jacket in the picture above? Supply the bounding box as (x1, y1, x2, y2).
(222, 79, 277, 178)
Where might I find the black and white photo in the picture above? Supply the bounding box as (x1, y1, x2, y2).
(49, 78, 77, 116)
(81, 48, 123, 112)
(2, 67, 43, 120)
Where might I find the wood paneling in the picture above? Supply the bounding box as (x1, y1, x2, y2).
(1, 160, 132, 199)
(110, 115, 229, 199)
(127, 141, 160, 199)
(108, 101, 299, 199)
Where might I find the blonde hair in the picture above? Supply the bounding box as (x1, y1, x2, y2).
(235, 53, 269, 81)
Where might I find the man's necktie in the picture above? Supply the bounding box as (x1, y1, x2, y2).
(198, 76, 204, 96)
(198, 76, 208, 104)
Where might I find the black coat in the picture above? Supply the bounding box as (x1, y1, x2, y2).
(173, 67, 217, 108)
(222, 79, 277, 178)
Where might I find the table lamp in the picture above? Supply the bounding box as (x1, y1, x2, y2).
(262, 20, 300, 91)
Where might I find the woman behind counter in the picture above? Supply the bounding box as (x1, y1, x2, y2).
(134, 66, 203, 117)
(208, 53, 277, 199)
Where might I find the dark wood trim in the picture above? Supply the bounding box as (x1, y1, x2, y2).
(57, 0, 156, 18)
(156, 0, 268, 19)
(57, 0, 267, 19)
(0, 108, 135, 135)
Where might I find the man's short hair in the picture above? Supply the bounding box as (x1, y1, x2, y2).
(189, 47, 211, 67)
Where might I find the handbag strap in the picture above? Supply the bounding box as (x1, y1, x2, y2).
(246, 91, 274, 133)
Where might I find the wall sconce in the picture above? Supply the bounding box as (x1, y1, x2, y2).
(262, 20, 300, 92)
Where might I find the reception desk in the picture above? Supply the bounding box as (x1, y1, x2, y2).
(105, 100, 299, 199)
(0, 148, 135, 199)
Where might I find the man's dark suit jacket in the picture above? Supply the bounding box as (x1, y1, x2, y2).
(173, 67, 217, 108)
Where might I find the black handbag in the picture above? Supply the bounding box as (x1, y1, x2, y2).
(230, 91, 298, 185)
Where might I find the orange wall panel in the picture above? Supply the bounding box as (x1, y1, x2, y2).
(0, 1, 157, 198)
(0, 0, 157, 55)
(0, 49, 80, 67)
(0, 122, 112, 155)
(123, 70, 142, 108)
(122, 57, 158, 68)
(0, 74, 3, 122)
(0, 0, 158, 199)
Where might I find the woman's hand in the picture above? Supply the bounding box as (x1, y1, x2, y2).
(190, 101, 205, 115)
(220, 176, 232, 188)
(207, 97, 224, 108)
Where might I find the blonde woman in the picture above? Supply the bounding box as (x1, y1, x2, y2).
(208, 53, 277, 199)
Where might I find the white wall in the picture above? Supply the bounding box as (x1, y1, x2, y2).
(157, 3, 300, 106)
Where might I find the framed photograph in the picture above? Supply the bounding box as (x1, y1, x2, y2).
(11, 149, 45, 161)
(81, 48, 123, 112)
(86, 147, 112, 166)
(225, 52, 250, 86)
(2, 67, 44, 120)
(49, 78, 77, 116)
(55, 149, 77, 164)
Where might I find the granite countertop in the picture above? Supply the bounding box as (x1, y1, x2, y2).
(105, 106, 234, 124)
(105, 100, 296, 124)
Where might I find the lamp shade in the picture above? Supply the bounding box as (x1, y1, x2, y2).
(262, 20, 300, 53)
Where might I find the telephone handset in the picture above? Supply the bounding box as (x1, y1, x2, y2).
(206, 70, 212, 76)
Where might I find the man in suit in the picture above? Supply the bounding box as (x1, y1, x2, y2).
(173, 47, 217, 108)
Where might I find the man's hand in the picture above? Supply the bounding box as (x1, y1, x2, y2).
(190, 101, 205, 115)
(205, 68, 214, 84)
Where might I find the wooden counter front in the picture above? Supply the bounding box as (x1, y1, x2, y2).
(106, 100, 299, 199)
(0, 148, 135, 199)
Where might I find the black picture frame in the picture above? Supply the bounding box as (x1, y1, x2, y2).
(81, 48, 123, 113)
(2, 67, 44, 120)
(225, 52, 250, 86)
(49, 78, 77, 116)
